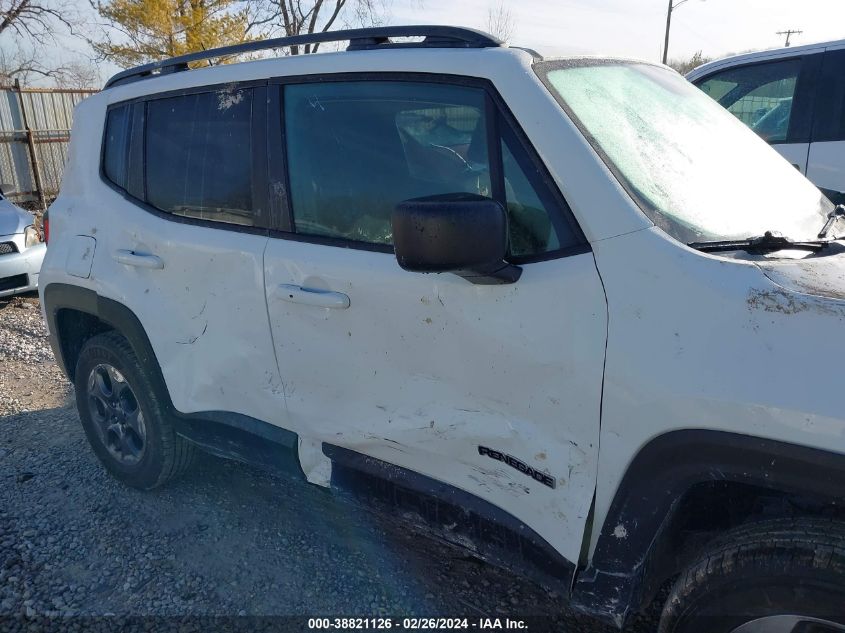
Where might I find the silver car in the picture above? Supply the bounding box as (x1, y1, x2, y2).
(0, 190, 45, 297)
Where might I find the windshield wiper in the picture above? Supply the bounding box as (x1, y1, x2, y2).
(689, 230, 829, 254)
(817, 204, 845, 238)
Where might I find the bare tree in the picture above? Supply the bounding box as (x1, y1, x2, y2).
(668, 50, 712, 75)
(0, 0, 75, 43)
(0, 48, 57, 82)
(54, 59, 101, 88)
(0, 0, 86, 86)
(0, 48, 100, 86)
(246, 0, 388, 54)
(486, 1, 514, 43)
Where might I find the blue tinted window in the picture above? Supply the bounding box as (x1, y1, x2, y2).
(698, 59, 801, 143)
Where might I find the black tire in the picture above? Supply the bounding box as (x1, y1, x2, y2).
(74, 331, 195, 489)
(659, 517, 845, 633)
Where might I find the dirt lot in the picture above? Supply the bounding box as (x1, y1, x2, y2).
(0, 293, 658, 632)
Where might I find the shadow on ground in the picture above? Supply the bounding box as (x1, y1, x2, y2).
(0, 367, 659, 631)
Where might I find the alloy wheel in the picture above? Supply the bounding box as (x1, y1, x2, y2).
(86, 363, 146, 465)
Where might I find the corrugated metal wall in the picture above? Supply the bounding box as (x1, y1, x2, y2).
(0, 82, 97, 209)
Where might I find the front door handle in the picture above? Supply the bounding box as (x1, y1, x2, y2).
(114, 250, 164, 270)
(278, 284, 350, 309)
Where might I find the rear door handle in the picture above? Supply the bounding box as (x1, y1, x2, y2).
(278, 284, 350, 309)
(114, 250, 164, 269)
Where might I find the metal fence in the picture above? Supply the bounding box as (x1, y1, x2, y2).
(0, 81, 97, 210)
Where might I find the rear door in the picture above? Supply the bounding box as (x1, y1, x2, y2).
(94, 83, 284, 426)
(262, 75, 607, 566)
(806, 46, 845, 205)
(695, 54, 821, 173)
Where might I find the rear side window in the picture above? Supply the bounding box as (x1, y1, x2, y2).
(145, 89, 255, 226)
(283, 80, 576, 257)
(697, 59, 802, 143)
(103, 105, 130, 190)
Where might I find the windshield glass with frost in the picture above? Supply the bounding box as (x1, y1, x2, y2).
(537, 60, 833, 243)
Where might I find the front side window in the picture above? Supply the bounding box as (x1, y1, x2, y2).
(145, 89, 255, 226)
(538, 60, 831, 244)
(502, 136, 561, 257)
(283, 81, 572, 256)
(697, 59, 801, 143)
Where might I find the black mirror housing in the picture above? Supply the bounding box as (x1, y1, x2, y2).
(392, 193, 522, 285)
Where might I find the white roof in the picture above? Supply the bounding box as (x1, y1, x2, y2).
(686, 37, 845, 81)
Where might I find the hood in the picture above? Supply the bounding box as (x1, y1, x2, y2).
(0, 197, 34, 236)
(756, 252, 845, 302)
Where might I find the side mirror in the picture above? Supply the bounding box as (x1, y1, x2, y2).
(392, 193, 522, 285)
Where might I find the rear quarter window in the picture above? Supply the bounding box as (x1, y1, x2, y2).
(103, 105, 130, 190)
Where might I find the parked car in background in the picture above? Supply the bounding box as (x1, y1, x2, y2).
(687, 38, 845, 205)
(0, 188, 45, 297)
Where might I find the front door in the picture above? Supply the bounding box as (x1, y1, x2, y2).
(262, 76, 607, 565)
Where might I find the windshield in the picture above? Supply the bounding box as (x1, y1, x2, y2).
(536, 60, 833, 243)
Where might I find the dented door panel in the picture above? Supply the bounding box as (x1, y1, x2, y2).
(263, 239, 607, 565)
(53, 90, 287, 430)
(90, 191, 282, 425)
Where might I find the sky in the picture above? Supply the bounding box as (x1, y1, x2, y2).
(388, 0, 845, 61)
(9, 0, 845, 87)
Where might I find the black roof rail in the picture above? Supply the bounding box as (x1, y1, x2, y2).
(510, 46, 543, 61)
(104, 25, 503, 89)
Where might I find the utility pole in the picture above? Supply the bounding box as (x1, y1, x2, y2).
(663, 0, 698, 64)
(777, 29, 803, 47)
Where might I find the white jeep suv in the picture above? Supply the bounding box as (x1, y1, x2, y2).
(39, 26, 845, 633)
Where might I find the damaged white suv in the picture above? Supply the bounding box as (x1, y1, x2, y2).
(40, 26, 845, 632)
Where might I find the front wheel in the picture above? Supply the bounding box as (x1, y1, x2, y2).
(75, 331, 195, 489)
(659, 518, 845, 633)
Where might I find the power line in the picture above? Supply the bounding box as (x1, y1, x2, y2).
(776, 29, 803, 47)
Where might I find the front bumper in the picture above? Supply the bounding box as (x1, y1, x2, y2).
(0, 237, 46, 298)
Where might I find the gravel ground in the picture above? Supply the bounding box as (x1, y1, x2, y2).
(0, 293, 659, 632)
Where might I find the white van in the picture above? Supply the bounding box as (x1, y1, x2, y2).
(688, 39, 845, 205)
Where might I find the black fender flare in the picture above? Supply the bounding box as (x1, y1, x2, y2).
(43, 283, 169, 399)
(571, 429, 845, 627)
